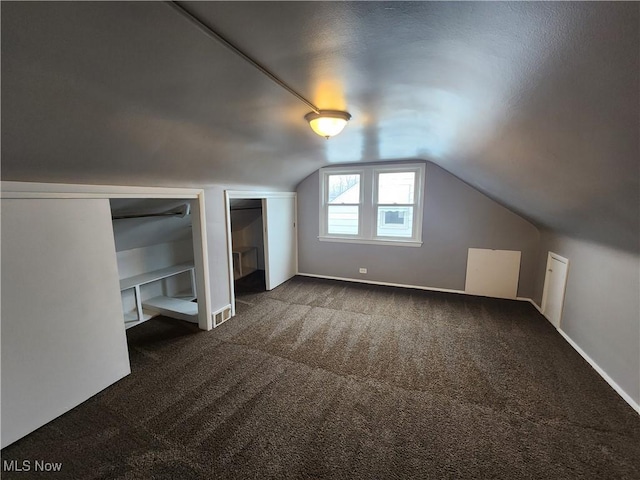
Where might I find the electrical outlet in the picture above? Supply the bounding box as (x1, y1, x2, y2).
(359, 268, 367, 274)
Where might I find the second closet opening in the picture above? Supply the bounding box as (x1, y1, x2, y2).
(229, 199, 267, 303)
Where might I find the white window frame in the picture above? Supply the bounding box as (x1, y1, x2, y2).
(319, 163, 425, 247)
(319, 167, 364, 239)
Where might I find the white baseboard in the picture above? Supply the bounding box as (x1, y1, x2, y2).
(518, 297, 545, 315)
(297, 272, 474, 297)
(298, 272, 543, 303)
(296, 272, 640, 415)
(556, 329, 640, 414)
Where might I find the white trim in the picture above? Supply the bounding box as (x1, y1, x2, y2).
(299, 272, 540, 301)
(294, 195, 299, 276)
(540, 251, 570, 328)
(225, 190, 297, 317)
(297, 271, 640, 415)
(318, 163, 425, 245)
(1, 181, 201, 199)
(224, 191, 236, 317)
(557, 329, 640, 415)
(509, 302, 640, 415)
(549, 251, 569, 264)
(262, 199, 272, 290)
(373, 164, 425, 243)
(2, 192, 200, 199)
(225, 190, 295, 199)
(518, 297, 545, 315)
(319, 167, 365, 239)
(297, 272, 471, 296)
(318, 236, 423, 247)
(191, 192, 213, 331)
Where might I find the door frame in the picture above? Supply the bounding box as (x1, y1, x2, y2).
(1, 181, 213, 331)
(225, 190, 297, 316)
(541, 251, 570, 328)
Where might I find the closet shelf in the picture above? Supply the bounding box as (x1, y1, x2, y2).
(142, 296, 199, 323)
(119, 263, 197, 329)
(119, 263, 195, 291)
(232, 246, 258, 280)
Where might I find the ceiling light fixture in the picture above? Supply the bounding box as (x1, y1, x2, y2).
(168, 1, 351, 139)
(304, 110, 352, 139)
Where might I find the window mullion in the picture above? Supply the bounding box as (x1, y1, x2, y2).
(362, 169, 374, 239)
(319, 163, 424, 244)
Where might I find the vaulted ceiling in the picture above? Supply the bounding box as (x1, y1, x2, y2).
(2, 2, 638, 252)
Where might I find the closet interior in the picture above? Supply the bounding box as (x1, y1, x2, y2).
(110, 198, 199, 329)
(229, 198, 266, 294)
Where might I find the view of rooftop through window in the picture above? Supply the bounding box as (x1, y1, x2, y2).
(378, 172, 415, 204)
(324, 170, 419, 238)
(377, 172, 415, 238)
(328, 174, 360, 203)
(327, 174, 360, 235)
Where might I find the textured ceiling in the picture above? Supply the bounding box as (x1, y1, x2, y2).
(1, 2, 638, 251)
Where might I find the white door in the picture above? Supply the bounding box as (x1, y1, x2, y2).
(1, 198, 130, 448)
(541, 252, 569, 328)
(263, 196, 297, 290)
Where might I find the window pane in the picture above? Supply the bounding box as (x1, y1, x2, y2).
(378, 172, 415, 204)
(377, 206, 413, 238)
(328, 174, 360, 204)
(328, 205, 359, 235)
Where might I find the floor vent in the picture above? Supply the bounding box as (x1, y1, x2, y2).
(213, 306, 232, 327)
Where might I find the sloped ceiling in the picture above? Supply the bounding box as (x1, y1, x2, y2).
(2, 2, 638, 252)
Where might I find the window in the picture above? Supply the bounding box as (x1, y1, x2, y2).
(319, 163, 425, 246)
(326, 172, 361, 235)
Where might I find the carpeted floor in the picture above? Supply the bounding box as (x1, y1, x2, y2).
(2, 276, 639, 479)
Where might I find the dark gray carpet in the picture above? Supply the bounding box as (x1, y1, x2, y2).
(234, 269, 266, 295)
(2, 276, 639, 479)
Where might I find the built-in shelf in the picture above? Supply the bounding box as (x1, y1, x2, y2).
(120, 263, 195, 291)
(233, 246, 258, 280)
(142, 296, 198, 323)
(119, 263, 197, 329)
(124, 311, 155, 330)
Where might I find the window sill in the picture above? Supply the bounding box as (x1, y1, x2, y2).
(318, 236, 423, 247)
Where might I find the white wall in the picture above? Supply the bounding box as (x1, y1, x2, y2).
(533, 232, 640, 409)
(1, 198, 130, 447)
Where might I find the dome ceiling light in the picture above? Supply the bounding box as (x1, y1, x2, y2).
(168, 1, 352, 139)
(304, 110, 352, 139)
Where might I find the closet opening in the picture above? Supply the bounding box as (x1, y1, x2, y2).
(110, 198, 202, 331)
(225, 190, 297, 318)
(229, 198, 267, 312)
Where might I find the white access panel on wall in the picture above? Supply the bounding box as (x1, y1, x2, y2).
(465, 248, 521, 299)
(1, 198, 131, 448)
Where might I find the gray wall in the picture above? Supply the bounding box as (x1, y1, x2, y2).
(533, 231, 640, 406)
(297, 161, 540, 298)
